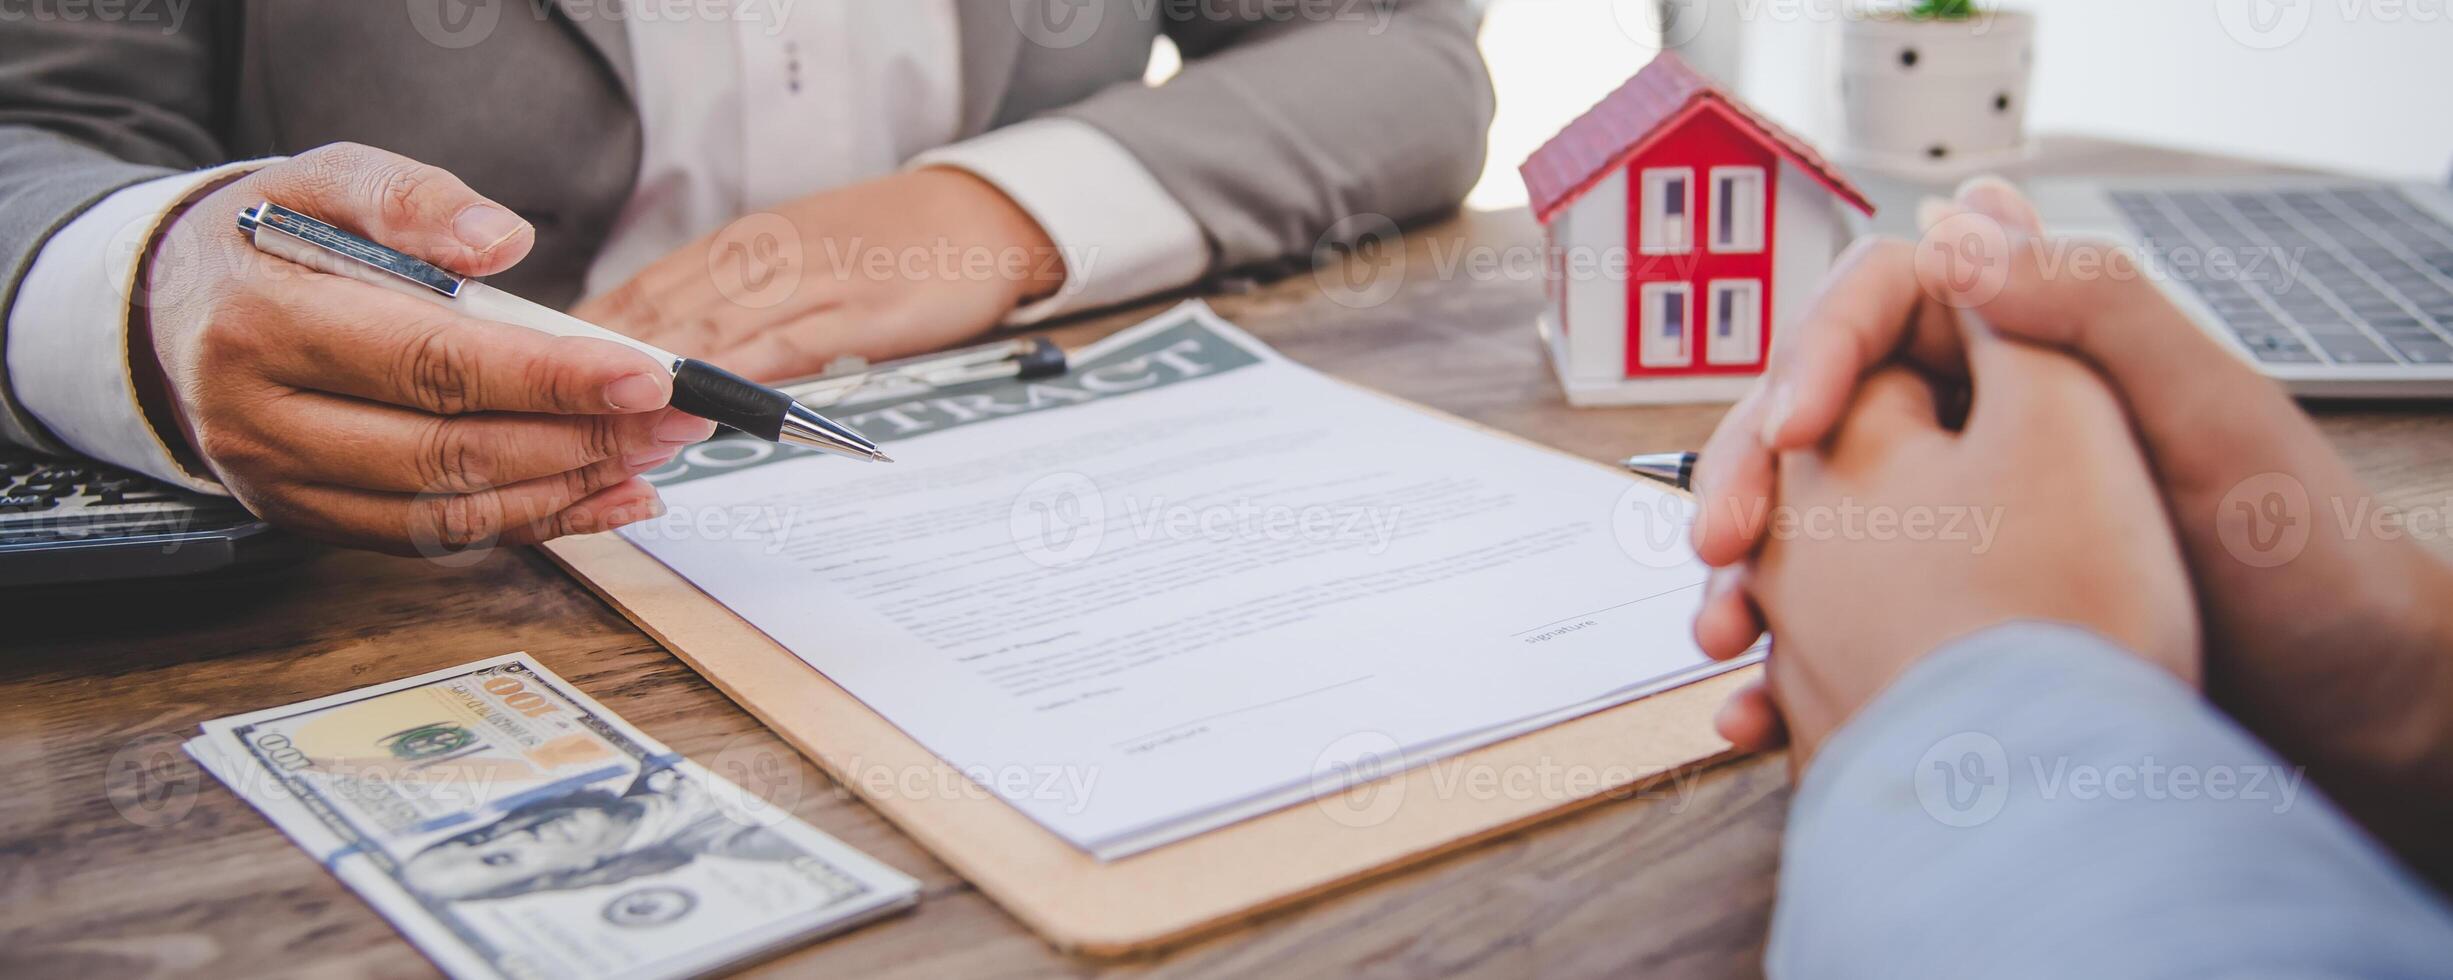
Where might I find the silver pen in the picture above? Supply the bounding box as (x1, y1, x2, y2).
(1622, 451, 1698, 491)
(236, 202, 890, 463)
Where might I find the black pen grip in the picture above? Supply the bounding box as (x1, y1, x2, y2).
(668, 359, 792, 442)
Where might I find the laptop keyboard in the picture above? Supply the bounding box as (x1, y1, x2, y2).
(2110, 186, 2453, 367)
(0, 448, 254, 546)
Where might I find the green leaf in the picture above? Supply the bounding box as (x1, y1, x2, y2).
(1910, 0, 1977, 19)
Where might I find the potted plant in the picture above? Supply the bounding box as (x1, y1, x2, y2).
(1835, 0, 2036, 178)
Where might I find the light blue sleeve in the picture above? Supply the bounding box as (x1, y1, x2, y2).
(1767, 622, 2453, 979)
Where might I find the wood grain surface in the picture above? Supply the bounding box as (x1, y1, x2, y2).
(6, 138, 2451, 979)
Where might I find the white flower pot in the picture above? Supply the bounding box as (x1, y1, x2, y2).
(1836, 9, 2036, 178)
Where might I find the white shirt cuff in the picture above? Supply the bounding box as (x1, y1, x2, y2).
(6, 161, 269, 494)
(910, 118, 1210, 325)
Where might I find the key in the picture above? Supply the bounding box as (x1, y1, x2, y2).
(2314, 334, 2396, 363)
(2390, 338, 2453, 363)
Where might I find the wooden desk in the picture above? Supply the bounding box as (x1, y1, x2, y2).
(6, 138, 2451, 978)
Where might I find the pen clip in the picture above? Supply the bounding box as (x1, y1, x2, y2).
(237, 202, 466, 299)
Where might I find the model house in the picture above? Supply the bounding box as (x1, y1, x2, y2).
(1522, 52, 1876, 405)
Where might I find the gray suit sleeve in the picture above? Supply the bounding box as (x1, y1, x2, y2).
(1055, 0, 1492, 277)
(1769, 622, 2453, 979)
(0, 3, 227, 452)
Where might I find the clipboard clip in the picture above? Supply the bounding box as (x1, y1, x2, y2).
(779, 337, 1068, 409)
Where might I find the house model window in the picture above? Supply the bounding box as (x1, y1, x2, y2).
(1639, 281, 1691, 367)
(1705, 279, 1762, 365)
(1710, 167, 1766, 253)
(1640, 168, 1693, 254)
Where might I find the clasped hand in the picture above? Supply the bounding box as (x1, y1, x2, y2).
(1688, 178, 2453, 879)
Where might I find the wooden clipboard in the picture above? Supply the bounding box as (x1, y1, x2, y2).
(540, 367, 1759, 957)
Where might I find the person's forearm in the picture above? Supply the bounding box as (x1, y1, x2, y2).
(2316, 547, 2453, 887)
(909, 122, 1209, 324)
(1770, 622, 2453, 979)
(2193, 540, 2453, 889)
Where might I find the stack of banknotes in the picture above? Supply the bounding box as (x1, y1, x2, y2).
(185, 653, 918, 980)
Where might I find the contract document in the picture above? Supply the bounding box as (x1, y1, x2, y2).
(626, 303, 1750, 858)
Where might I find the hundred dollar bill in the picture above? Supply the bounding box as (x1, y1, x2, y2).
(186, 653, 917, 980)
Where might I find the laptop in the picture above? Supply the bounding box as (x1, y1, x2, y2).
(0, 446, 306, 588)
(2028, 176, 2453, 398)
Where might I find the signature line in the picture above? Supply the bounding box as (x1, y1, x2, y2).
(1510, 583, 1703, 638)
(1110, 675, 1376, 748)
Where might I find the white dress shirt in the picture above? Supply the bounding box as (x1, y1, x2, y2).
(5, 0, 1207, 493)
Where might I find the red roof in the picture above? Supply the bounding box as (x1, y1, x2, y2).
(1520, 51, 1874, 223)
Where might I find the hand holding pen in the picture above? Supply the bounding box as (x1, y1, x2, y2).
(238, 203, 885, 462)
(136, 144, 876, 555)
